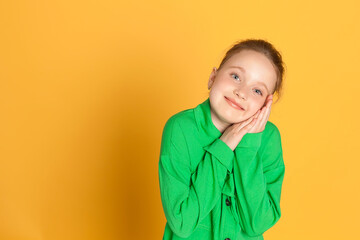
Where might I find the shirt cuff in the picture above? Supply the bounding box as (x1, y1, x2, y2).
(236, 132, 263, 149)
(203, 138, 234, 172)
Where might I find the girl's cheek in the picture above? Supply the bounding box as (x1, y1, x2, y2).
(261, 99, 267, 108)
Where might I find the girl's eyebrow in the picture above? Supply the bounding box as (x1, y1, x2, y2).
(229, 66, 246, 73)
(255, 82, 269, 93)
(229, 66, 269, 93)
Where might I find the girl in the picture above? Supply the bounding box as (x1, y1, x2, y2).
(158, 39, 286, 240)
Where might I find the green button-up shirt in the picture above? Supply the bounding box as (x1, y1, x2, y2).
(158, 97, 285, 240)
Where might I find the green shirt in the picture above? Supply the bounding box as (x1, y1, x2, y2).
(158, 97, 285, 240)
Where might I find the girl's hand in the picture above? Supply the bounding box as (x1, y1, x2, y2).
(220, 110, 260, 151)
(247, 94, 273, 133)
(219, 94, 273, 151)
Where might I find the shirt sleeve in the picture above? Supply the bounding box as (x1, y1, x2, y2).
(232, 125, 285, 237)
(158, 117, 234, 238)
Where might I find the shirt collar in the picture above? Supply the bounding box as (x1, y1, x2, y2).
(194, 97, 222, 146)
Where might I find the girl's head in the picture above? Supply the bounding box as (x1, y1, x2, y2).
(207, 39, 285, 126)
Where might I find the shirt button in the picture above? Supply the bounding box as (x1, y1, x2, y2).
(225, 198, 231, 206)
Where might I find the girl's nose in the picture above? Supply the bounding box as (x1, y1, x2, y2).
(234, 88, 247, 100)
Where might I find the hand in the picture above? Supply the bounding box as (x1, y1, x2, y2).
(247, 94, 273, 133)
(219, 110, 260, 151)
(219, 94, 273, 151)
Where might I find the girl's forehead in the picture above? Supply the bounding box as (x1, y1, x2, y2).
(228, 50, 275, 69)
(225, 51, 275, 75)
(226, 50, 269, 66)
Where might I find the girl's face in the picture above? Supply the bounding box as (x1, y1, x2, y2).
(208, 49, 277, 130)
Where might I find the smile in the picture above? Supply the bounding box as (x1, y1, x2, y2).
(225, 97, 244, 110)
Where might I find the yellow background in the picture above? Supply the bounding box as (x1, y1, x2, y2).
(1, 0, 359, 239)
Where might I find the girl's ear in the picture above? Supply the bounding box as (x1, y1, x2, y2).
(208, 67, 217, 90)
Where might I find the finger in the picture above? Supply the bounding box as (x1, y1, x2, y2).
(250, 108, 263, 131)
(248, 97, 272, 133)
(249, 109, 261, 121)
(254, 109, 261, 119)
(255, 103, 269, 127)
(258, 106, 266, 123)
(242, 109, 262, 133)
(233, 112, 258, 132)
(244, 116, 258, 132)
(259, 99, 272, 128)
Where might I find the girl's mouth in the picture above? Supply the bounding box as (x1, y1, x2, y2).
(225, 97, 244, 110)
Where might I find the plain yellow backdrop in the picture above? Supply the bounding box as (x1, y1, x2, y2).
(1, 0, 359, 239)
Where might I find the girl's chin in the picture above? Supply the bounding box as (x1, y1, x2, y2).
(223, 115, 248, 125)
(231, 119, 248, 124)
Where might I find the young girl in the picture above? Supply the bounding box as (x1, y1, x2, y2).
(158, 39, 286, 240)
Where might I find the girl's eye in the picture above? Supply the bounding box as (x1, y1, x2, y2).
(254, 89, 263, 96)
(231, 72, 263, 96)
(231, 73, 240, 81)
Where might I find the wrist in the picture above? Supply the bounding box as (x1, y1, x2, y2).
(236, 131, 263, 149)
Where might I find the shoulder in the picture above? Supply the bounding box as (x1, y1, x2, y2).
(167, 108, 195, 126)
(260, 121, 285, 169)
(161, 108, 196, 142)
(263, 121, 282, 141)
(265, 120, 280, 132)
